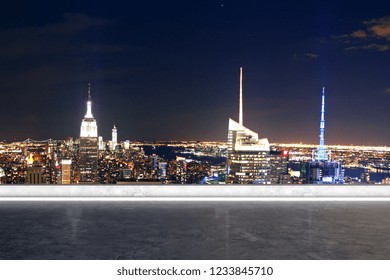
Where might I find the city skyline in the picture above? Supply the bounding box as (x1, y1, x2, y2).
(0, 1, 389, 145)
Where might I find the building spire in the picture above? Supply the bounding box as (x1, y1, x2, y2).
(239, 66, 243, 125)
(88, 82, 91, 101)
(317, 86, 327, 161)
(84, 82, 94, 118)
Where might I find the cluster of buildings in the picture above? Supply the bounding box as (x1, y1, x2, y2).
(0, 68, 388, 185)
(226, 68, 345, 185)
(0, 83, 215, 184)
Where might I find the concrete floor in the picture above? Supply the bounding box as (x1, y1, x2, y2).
(0, 201, 389, 259)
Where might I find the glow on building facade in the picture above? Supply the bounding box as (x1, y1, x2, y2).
(227, 118, 271, 184)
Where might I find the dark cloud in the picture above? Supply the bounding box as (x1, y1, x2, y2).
(364, 16, 390, 39)
(333, 15, 390, 52)
(345, 43, 390, 52)
(306, 53, 319, 59)
(292, 52, 319, 60)
(351, 29, 367, 38)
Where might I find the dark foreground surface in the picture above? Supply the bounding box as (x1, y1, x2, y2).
(0, 201, 389, 259)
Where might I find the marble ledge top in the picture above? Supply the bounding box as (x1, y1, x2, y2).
(0, 185, 389, 197)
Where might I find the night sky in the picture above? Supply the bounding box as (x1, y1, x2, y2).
(0, 1, 389, 145)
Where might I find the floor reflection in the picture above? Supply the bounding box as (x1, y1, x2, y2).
(0, 202, 389, 259)
(65, 206, 82, 240)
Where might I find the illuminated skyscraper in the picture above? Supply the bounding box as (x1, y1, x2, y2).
(302, 87, 343, 184)
(112, 125, 117, 151)
(98, 136, 104, 150)
(27, 164, 44, 184)
(269, 149, 290, 184)
(158, 162, 167, 181)
(226, 67, 271, 184)
(61, 159, 72, 184)
(176, 156, 188, 184)
(124, 140, 130, 150)
(0, 167, 5, 184)
(79, 83, 99, 183)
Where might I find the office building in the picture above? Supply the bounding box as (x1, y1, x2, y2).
(226, 67, 271, 184)
(176, 156, 188, 184)
(112, 125, 117, 151)
(27, 164, 44, 184)
(61, 159, 72, 184)
(98, 136, 104, 150)
(158, 162, 167, 181)
(0, 167, 5, 184)
(269, 149, 290, 184)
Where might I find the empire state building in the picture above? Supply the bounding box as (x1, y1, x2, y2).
(79, 83, 99, 183)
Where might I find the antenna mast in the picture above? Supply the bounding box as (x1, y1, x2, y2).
(88, 82, 91, 101)
(317, 87, 327, 161)
(239, 67, 243, 125)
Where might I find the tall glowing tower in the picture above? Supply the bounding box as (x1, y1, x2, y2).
(79, 83, 99, 183)
(227, 67, 271, 184)
(80, 83, 98, 138)
(317, 87, 327, 161)
(112, 125, 117, 151)
(302, 86, 344, 184)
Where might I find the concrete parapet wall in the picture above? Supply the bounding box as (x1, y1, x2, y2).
(0, 185, 390, 197)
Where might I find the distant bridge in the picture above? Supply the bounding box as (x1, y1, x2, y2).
(22, 138, 57, 144)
